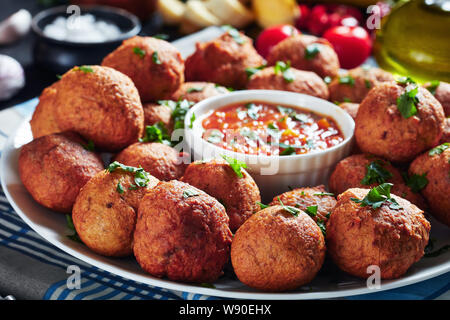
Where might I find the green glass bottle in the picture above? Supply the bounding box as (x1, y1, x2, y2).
(374, 0, 450, 83)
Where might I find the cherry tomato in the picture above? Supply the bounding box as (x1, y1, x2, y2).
(256, 25, 300, 58)
(323, 26, 372, 69)
(307, 5, 329, 35)
(295, 4, 310, 30)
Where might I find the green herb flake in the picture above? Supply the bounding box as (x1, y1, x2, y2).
(361, 160, 393, 185)
(245, 65, 266, 78)
(338, 75, 355, 86)
(75, 66, 94, 74)
(189, 113, 196, 129)
(405, 173, 429, 193)
(153, 33, 169, 40)
(221, 25, 245, 45)
(200, 283, 216, 288)
(140, 122, 170, 144)
(183, 188, 200, 198)
(186, 87, 204, 93)
(171, 99, 195, 130)
(427, 80, 440, 95)
(152, 51, 162, 64)
(207, 129, 224, 144)
(364, 79, 371, 89)
(324, 76, 332, 85)
(397, 85, 419, 118)
(256, 201, 269, 210)
(116, 181, 125, 194)
(280, 146, 296, 156)
(314, 192, 334, 197)
(429, 143, 449, 156)
(396, 76, 416, 85)
(305, 205, 318, 217)
(278, 197, 301, 217)
(274, 61, 295, 83)
(65, 214, 82, 243)
(132, 47, 146, 59)
(245, 103, 260, 120)
(221, 155, 247, 178)
(305, 44, 320, 60)
(351, 183, 402, 210)
(81, 140, 95, 151)
(106, 162, 151, 188)
(56, 74, 62, 80)
(316, 219, 326, 237)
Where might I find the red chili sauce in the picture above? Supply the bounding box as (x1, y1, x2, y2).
(202, 102, 344, 156)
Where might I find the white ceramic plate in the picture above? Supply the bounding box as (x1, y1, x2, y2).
(2, 119, 450, 300)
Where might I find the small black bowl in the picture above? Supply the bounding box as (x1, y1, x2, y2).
(32, 5, 141, 74)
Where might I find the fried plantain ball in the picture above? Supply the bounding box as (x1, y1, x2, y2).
(53, 65, 144, 151)
(328, 67, 394, 103)
(329, 154, 427, 209)
(247, 67, 329, 100)
(409, 146, 450, 226)
(133, 180, 233, 282)
(142, 102, 173, 132)
(327, 188, 430, 279)
(72, 164, 159, 257)
(424, 81, 450, 116)
(269, 185, 336, 223)
(440, 118, 450, 144)
(338, 102, 359, 120)
(185, 32, 264, 89)
(19, 132, 104, 213)
(355, 82, 445, 162)
(266, 35, 339, 78)
(170, 81, 229, 103)
(114, 142, 189, 181)
(231, 205, 326, 292)
(181, 159, 261, 232)
(29, 84, 61, 139)
(102, 36, 184, 101)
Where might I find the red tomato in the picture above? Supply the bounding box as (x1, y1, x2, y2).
(323, 26, 372, 69)
(307, 5, 329, 35)
(256, 25, 300, 58)
(295, 4, 310, 30)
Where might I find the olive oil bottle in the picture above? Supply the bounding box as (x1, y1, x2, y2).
(374, 0, 450, 83)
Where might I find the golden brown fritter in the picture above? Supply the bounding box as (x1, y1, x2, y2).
(142, 102, 174, 132)
(338, 102, 359, 120)
(170, 81, 229, 103)
(424, 81, 450, 116)
(266, 35, 339, 78)
(181, 159, 261, 232)
(327, 188, 430, 279)
(185, 32, 264, 89)
(269, 185, 335, 223)
(440, 118, 450, 144)
(247, 67, 329, 100)
(328, 67, 394, 103)
(53, 65, 144, 151)
(114, 142, 189, 181)
(72, 167, 159, 257)
(29, 84, 61, 138)
(409, 146, 450, 226)
(329, 154, 427, 209)
(355, 82, 445, 162)
(19, 132, 104, 213)
(133, 180, 233, 282)
(231, 205, 326, 292)
(102, 36, 184, 101)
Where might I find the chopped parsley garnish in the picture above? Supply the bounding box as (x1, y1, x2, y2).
(189, 113, 196, 129)
(343, 97, 352, 103)
(361, 160, 393, 185)
(256, 201, 269, 210)
(65, 214, 82, 243)
(427, 80, 440, 95)
(314, 192, 334, 196)
(338, 75, 355, 86)
(183, 188, 200, 198)
(207, 129, 224, 144)
(200, 283, 216, 288)
(221, 155, 247, 178)
(221, 25, 245, 44)
(186, 87, 204, 93)
(106, 161, 151, 188)
(404, 173, 428, 193)
(245, 65, 266, 78)
(139, 122, 171, 144)
(396, 76, 416, 85)
(397, 85, 419, 118)
(245, 103, 260, 120)
(56, 74, 62, 80)
(280, 146, 296, 156)
(351, 183, 402, 210)
(170, 99, 195, 130)
(305, 205, 318, 217)
(152, 33, 169, 40)
(133, 47, 146, 58)
(152, 51, 161, 64)
(75, 66, 94, 74)
(116, 182, 125, 194)
(81, 140, 95, 151)
(316, 219, 326, 237)
(274, 61, 295, 83)
(429, 143, 449, 156)
(305, 44, 320, 60)
(278, 197, 300, 217)
(324, 76, 332, 85)
(364, 79, 371, 89)
(240, 127, 258, 140)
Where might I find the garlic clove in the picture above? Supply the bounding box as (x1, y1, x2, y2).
(0, 9, 32, 45)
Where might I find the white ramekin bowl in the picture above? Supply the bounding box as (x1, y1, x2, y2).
(184, 90, 355, 201)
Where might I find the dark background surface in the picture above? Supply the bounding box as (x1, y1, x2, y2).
(0, 0, 177, 111)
